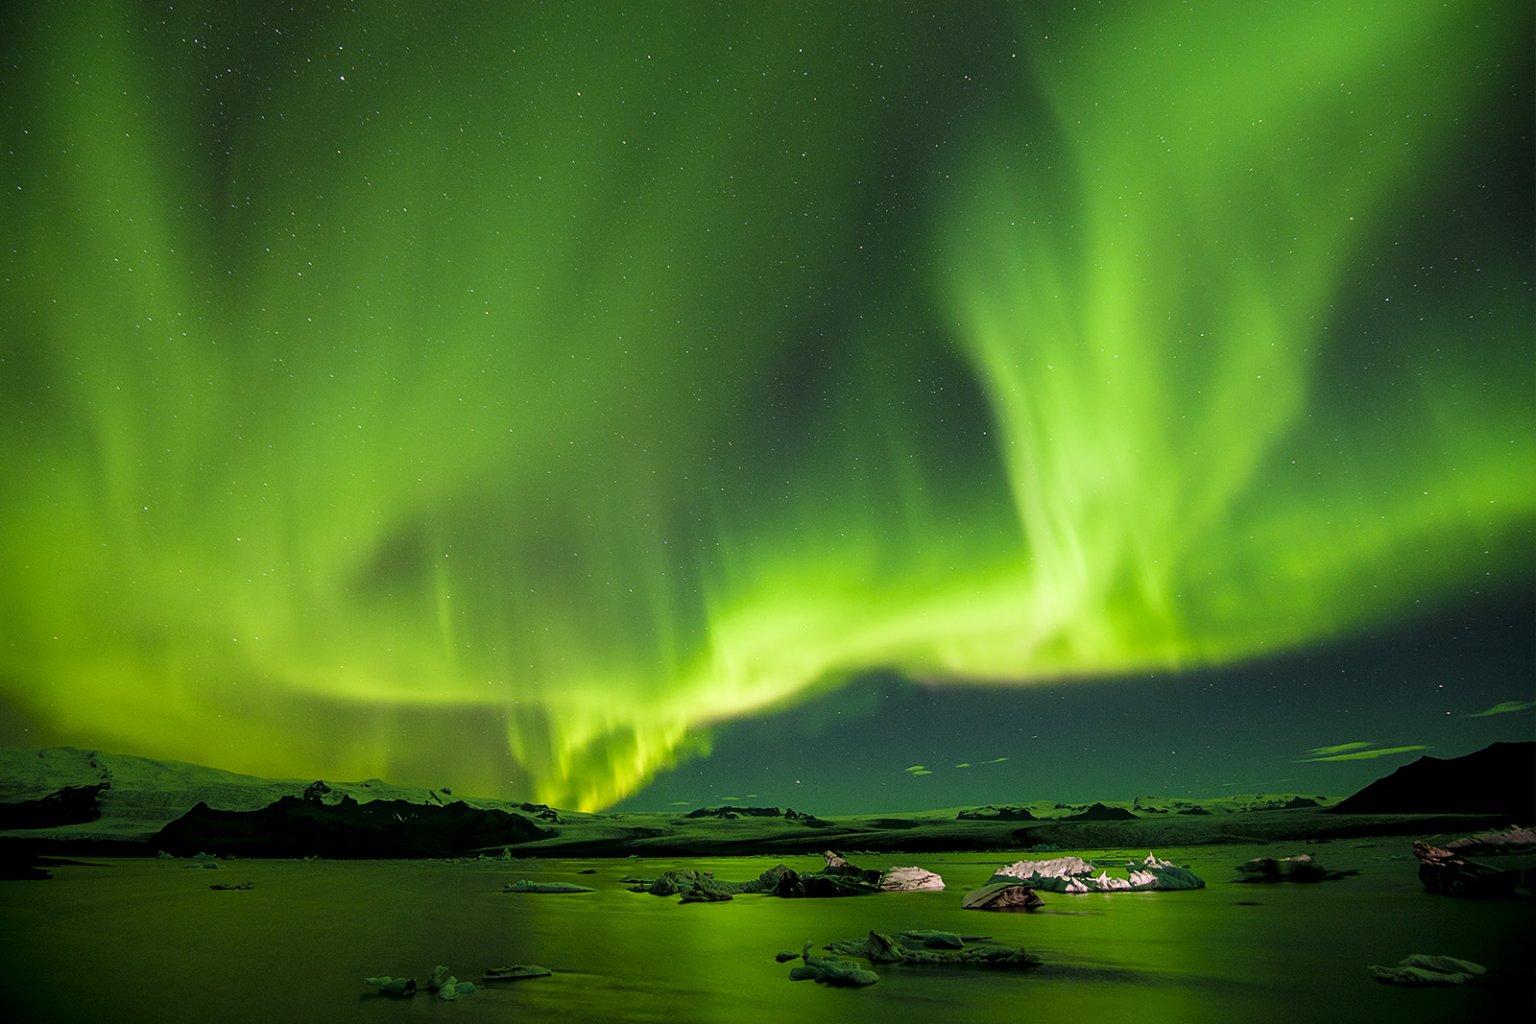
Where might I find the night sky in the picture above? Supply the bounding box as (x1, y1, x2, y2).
(2, 2, 1531, 813)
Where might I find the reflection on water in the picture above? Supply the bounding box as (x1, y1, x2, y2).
(1, 843, 1530, 1023)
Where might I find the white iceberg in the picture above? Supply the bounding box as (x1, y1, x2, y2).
(990, 853, 1203, 893)
(878, 865, 944, 891)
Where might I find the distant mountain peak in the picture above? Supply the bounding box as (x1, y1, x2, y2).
(1332, 742, 1535, 819)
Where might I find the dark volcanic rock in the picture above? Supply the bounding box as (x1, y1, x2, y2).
(631, 852, 897, 900)
(962, 881, 1044, 910)
(682, 805, 831, 827)
(1061, 802, 1138, 822)
(0, 784, 105, 830)
(755, 855, 887, 898)
(957, 805, 1037, 821)
(1414, 826, 1536, 898)
(1331, 742, 1536, 819)
(151, 794, 554, 858)
(824, 930, 1042, 969)
(685, 805, 786, 819)
(0, 852, 54, 880)
(616, 826, 671, 840)
(519, 802, 562, 823)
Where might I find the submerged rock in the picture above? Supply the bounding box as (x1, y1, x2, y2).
(363, 976, 417, 997)
(823, 930, 1041, 969)
(897, 930, 972, 949)
(991, 853, 1203, 893)
(763, 853, 886, 898)
(428, 965, 477, 1000)
(835, 931, 906, 963)
(503, 880, 594, 893)
(1369, 954, 1487, 987)
(365, 964, 477, 999)
(679, 884, 734, 903)
(1235, 854, 1357, 884)
(209, 881, 254, 891)
(786, 942, 879, 987)
(632, 868, 742, 899)
(785, 871, 879, 898)
(641, 869, 708, 896)
(961, 881, 1043, 910)
(483, 965, 553, 982)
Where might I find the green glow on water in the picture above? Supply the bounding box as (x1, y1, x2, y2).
(1, 2, 1529, 808)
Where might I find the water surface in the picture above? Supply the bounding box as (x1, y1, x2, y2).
(2, 842, 1529, 1022)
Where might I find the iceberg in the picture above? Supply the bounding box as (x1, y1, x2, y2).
(990, 853, 1203, 893)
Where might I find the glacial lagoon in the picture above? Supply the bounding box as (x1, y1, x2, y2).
(2, 842, 1529, 1023)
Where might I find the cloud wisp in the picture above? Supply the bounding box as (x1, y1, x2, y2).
(1298, 742, 1429, 763)
(1463, 700, 1536, 719)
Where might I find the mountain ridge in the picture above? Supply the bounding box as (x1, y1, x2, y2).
(3, 743, 1527, 857)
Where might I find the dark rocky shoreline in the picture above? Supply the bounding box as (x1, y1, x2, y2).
(2, 742, 1529, 862)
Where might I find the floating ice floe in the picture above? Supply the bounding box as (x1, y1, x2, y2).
(1234, 853, 1356, 883)
(503, 880, 595, 893)
(990, 853, 1203, 893)
(483, 965, 553, 982)
(1368, 954, 1487, 987)
(822, 930, 1041, 969)
(877, 865, 944, 891)
(364, 964, 483, 999)
(785, 942, 879, 987)
(363, 976, 416, 997)
(428, 964, 477, 1000)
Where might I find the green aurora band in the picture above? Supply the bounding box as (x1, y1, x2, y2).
(1, 2, 1531, 809)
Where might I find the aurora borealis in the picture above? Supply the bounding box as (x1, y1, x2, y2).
(1, 2, 1531, 811)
